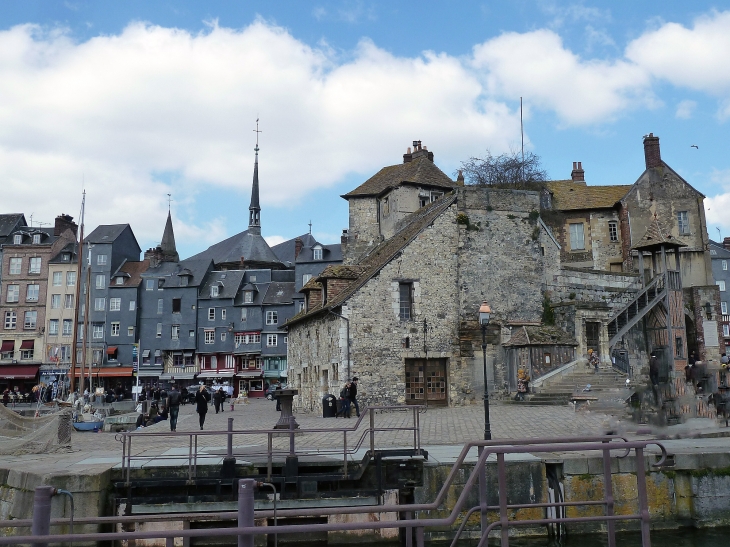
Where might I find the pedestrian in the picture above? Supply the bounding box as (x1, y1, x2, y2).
(181, 386, 189, 405)
(588, 349, 599, 372)
(167, 384, 182, 432)
(350, 377, 360, 418)
(338, 382, 352, 418)
(213, 387, 224, 414)
(195, 385, 210, 430)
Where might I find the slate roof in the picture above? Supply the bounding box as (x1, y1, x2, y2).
(545, 181, 631, 211)
(503, 325, 578, 347)
(0, 214, 26, 239)
(199, 270, 245, 300)
(49, 242, 78, 264)
(271, 234, 317, 264)
(709, 240, 730, 259)
(342, 156, 456, 198)
(286, 192, 457, 326)
(111, 260, 150, 288)
(86, 224, 130, 244)
(263, 282, 296, 305)
(141, 258, 212, 288)
(632, 215, 687, 251)
(186, 229, 283, 268)
(271, 234, 343, 265)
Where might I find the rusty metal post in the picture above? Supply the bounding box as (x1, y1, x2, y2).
(238, 479, 256, 547)
(497, 453, 509, 547)
(31, 486, 55, 547)
(634, 448, 652, 547)
(602, 442, 616, 547)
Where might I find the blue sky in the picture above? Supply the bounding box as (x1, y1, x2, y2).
(1, 1, 729, 258)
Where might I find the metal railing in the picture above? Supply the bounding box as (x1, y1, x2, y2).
(2, 435, 667, 547)
(117, 405, 424, 483)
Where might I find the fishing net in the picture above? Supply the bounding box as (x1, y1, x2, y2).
(0, 404, 72, 455)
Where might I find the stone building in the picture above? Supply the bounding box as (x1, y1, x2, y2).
(286, 144, 552, 410)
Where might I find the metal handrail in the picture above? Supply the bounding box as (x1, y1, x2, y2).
(2, 437, 666, 547)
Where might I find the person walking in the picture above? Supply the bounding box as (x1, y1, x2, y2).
(167, 384, 182, 432)
(195, 385, 210, 430)
(338, 381, 352, 418)
(213, 387, 224, 414)
(350, 377, 360, 418)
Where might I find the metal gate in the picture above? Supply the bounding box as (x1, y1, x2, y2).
(405, 359, 447, 406)
(612, 349, 630, 375)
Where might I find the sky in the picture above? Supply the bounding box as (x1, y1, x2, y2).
(1, 1, 730, 258)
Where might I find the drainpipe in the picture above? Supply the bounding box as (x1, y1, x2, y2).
(328, 310, 351, 380)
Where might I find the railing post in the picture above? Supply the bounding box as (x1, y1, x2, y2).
(479, 446, 487, 535)
(405, 511, 413, 547)
(31, 486, 55, 547)
(412, 407, 417, 451)
(602, 442, 616, 547)
(416, 526, 424, 547)
(267, 432, 273, 481)
(369, 408, 375, 456)
(238, 478, 256, 547)
(497, 453, 509, 547)
(634, 447, 652, 547)
(228, 417, 234, 459)
(289, 416, 296, 456)
(343, 430, 348, 478)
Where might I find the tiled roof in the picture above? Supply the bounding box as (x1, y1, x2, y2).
(286, 193, 457, 327)
(319, 265, 365, 279)
(545, 181, 631, 211)
(342, 156, 456, 198)
(503, 325, 578, 347)
(112, 260, 150, 287)
(632, 215, 687, 251)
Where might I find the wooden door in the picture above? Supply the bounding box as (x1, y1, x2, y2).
(405, 359, 447, 406)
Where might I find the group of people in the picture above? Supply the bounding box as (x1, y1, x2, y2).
(337, 377, 360, 418)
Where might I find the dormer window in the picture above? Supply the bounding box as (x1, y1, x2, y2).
(313, 246, 323, 260)
(62, 253, 70, 261)
(244, 291, 254, 303)
(180, 276, 189, 287)
(13, 234, 21, 245)
(211, 285, 219, 297)
(32, 234, 41, 244)
(115, 277, 124, 285)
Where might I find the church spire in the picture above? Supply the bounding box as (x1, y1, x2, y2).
(160, 208, 179, 262)
(249, 119, 262, 235)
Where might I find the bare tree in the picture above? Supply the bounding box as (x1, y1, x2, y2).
(457, 149, 548, 189)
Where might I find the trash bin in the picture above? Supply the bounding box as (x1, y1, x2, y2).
(322, 394, 337, 418)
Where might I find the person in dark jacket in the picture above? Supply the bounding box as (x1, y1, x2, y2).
(195, 385, 211, 430)
(213, 388, 224, 414)
(350, 377, 360, 417)
(338, 382, 352, 418)
(167, 385, 182, 432)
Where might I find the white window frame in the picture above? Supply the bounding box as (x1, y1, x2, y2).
(24, 311, 37, 329)
(157, 298, 164, 314)
(51, 294, 61, 309)
(569, 222, 585, 250)
(267, 334, 278, 347)
(4, 311, 16, 329)
(722, 302, 728, 315)
(92, 324, 104, 339)
(725, 324, 730, 337)
(208, 308, 215, 321)
(127, 326, 134, 337)
(29, 257, 41, 274)
(608, 221, 618, 242)
(313, 247, 322, 260)
(241, 308, 247, 321)
(20, 349, 34, 360)
(244, 291, 254, 303)
(62, 319, 73, 336)
(97, 254, 108, 266)
(211, 285, 219, 297)
(146, 279, 154, 291)
(66, 271, 76, 286)
(109, 298, 121, 311)
(32, 234, 41, 244)
(221, 332, 226, 342)
(718, 281, 726, 292)
(94, 297, 106, 311)
(156, 323, 162, 337)
(129, 300, 136, 311)
(724, 260, 728, 271)
(677, 211, 690, 235)
(26, 284, 39, 302)
(204, 329, 215, 344)
(48, 319, 59, 335)
(302, 274, 312, 286)
(115, 277, 124, 285)
(13, 234, 21, 245)
(95, 274, 105, 289)
(111, 322, 120, 336)
(266, 311, 278, 325)
(171, 325, 180, 339)
(6, 284, 19, 303)
(221, 309, 227, 321)
(52, 271, 63, 286)
(9, 258, 21, 275)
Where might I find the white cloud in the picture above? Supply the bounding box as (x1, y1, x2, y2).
(704, 169, 730, 231)
(264, 235, 286, 247)
(675, 100, 697, 119)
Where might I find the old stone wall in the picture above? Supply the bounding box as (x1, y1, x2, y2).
(345, 198, 380, 264)
(546, 267, 639, 307)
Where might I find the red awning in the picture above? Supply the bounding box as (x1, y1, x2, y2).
(20, 340, 35, 350)
(0, 365, 40, 379)
(73, 366, 134, 377)
(0, 340, 13, 352)
(106, 346, 118, 354)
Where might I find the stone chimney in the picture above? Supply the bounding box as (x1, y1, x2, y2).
(54, 214, 77, 236)
(144, 246, 163, 269)
(571, 162, 585, 182)
(340, 230, 348, 256)
(643, 133, 661, 169)
(405, 140, 434, 163)
(723, 237, 730, 252)
(456, 169, 465, 186)
(294, 238, 304, 259)
(403, 146, 413, 163)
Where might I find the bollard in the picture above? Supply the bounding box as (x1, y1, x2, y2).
(31, 486, 56, 547)
(227, 417, 234, 458)
(221, 417, 236, 478)
(288, 415, 296, 456)
(238, 479, 256, 547)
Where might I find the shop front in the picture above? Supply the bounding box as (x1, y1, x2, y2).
(238, 370, 265, 398)
(197, 371, 237, 396)
(73, 366, 135, 396)
(0, 364, 40, 394)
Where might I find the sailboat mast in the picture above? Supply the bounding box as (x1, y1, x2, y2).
(69, 191, 85, 394)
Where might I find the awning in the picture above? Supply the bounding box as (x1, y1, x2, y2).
(238, 371, 262, 378)
(106, 346, 118, 355)
(0, 365, 40, 379)
(0, 340, 13, 352)
(154, 349, 161, 357)
(197, 371, 235, 378)
(160, 373, 197, 380)
(142, 350, 150, 358)
(263, 371, 281, 378)
(20, 340, 35, 350)
(183, 351, 194, 357)
(72, 366, 134, 377)
(137, 366, 163, 377)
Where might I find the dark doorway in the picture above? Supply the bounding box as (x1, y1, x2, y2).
(405, 358, 447, 406)
(585, 322, 601, 353)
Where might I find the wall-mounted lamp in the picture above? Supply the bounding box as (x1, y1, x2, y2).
(704, 302, 713, 320)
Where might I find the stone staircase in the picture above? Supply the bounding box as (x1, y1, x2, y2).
(510, 366, 630, 406)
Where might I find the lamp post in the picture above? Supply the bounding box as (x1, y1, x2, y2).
(479, 301, 492, 441)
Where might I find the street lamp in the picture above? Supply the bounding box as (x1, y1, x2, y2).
(479, 301, 492, 440)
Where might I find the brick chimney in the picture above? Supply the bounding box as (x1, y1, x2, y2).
(643, 133, 661, 169)
(571, 162, 585, 182)
(723, 237, 730, 251)
(406, 140, 434, 163)
(456, 169, 465, 186)
(306, 287, 322, 311)
(54, 214, 77, 236)
(294, 238, 304, 259)
(144, 246, 163, 269)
